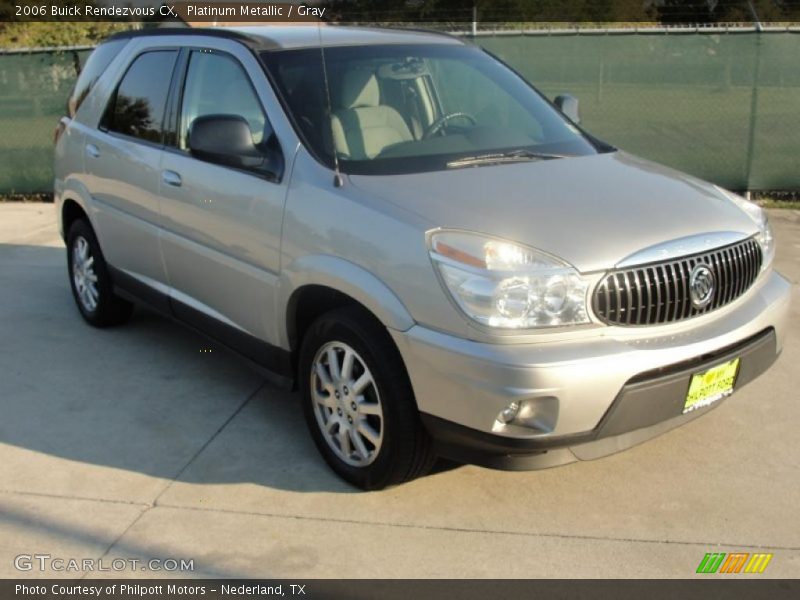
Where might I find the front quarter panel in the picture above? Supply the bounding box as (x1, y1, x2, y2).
(277, 149, 469, 348)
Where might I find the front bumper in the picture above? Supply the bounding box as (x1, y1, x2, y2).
(390, 270, 791, 469)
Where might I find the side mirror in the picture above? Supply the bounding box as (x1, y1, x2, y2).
(189, 114, 268, 172)
(554, 94, 580, 124)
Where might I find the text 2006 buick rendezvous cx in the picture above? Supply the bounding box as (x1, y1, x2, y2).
(54, 26, 790, 489)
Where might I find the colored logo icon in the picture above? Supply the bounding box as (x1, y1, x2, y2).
(696, 552, 773, 574)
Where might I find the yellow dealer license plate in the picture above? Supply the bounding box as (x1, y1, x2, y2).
(684, 358, 740, 413)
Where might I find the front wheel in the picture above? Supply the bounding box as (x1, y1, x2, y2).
(299, 306, 435, 490)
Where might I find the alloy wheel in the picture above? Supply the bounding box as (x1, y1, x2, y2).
(72, 236, 99, 312)
(310, 341, 384, 467)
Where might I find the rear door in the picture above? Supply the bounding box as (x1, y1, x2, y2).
(84, 49, 179, 304)
(157, 44, 289, 362)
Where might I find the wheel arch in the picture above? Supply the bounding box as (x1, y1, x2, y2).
(280, 256, 416, 356)
(61, 198, 91, 240)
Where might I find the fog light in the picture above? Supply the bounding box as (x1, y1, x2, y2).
(497, 401, 521, 424)
(492, 396, 560, 434)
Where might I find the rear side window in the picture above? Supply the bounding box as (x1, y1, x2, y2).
(67, 39, 128, 118)
(103, 50, 178, 144)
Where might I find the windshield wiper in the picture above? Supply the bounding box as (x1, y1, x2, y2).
(446, 149, 568, 169)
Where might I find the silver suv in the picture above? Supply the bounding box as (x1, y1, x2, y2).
(55, 26, 790, 489)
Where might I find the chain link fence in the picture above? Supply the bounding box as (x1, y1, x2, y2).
(476, 29, 800, 191)
(0, 46, 92, 194)
(0, 30, 798, 193)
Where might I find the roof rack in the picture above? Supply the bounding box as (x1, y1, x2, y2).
(104, 23, 467, 52)
(105, 26, 276, 50)
(376, 25, 468, 45)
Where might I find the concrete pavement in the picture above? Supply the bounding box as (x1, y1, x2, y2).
(1, 203, 798, 578)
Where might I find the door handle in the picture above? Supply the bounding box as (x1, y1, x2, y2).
(162, 170, 182, 187)
(85, 143, 100, 158)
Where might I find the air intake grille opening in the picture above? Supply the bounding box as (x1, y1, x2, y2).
(593, 238, 762, 326)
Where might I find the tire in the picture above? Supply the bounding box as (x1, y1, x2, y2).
(66, 219, 133, 327)
(299, 306, 436, 490)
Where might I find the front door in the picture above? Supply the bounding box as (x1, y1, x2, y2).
(157, 46, 288, 362)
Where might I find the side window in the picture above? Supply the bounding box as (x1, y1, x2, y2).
(179, 51, 268, 150)
(104, 50, 178, 144)
(67, 39, 128, 118)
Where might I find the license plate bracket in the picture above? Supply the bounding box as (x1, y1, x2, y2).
(684, 358, 740, 413)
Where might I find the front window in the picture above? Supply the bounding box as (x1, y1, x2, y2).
(179, 50, 268, 150)
(262, 43, 599, 175)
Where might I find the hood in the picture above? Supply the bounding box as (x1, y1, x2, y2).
(349, 151, 758, 273)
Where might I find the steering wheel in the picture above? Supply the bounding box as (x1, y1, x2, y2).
(423, 112, 477, 139)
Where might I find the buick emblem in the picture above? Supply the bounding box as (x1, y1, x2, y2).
(689, 264, 715, 309)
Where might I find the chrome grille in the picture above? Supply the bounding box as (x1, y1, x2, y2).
(593, 238, 762, 326)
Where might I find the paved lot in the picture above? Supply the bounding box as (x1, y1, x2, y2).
(1, 203, 798, 579)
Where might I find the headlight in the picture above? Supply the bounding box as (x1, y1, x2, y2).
(428, 230, 590, 329)
(715, 186, 775, 270)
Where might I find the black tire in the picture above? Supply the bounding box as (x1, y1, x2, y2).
(299, 306, 436, 490)
(66, 219, 133, 327)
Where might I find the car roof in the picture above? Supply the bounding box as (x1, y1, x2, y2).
(225, 25, 464, 50)
(109, 25, 465, 52)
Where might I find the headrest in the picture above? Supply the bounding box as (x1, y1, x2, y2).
(336, 70, 380, 109)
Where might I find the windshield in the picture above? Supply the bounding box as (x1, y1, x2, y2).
(261, 43, 599, 175)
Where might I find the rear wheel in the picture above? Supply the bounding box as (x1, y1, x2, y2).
(299, 306, 435, 490)
(66, 219, 133, 327)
